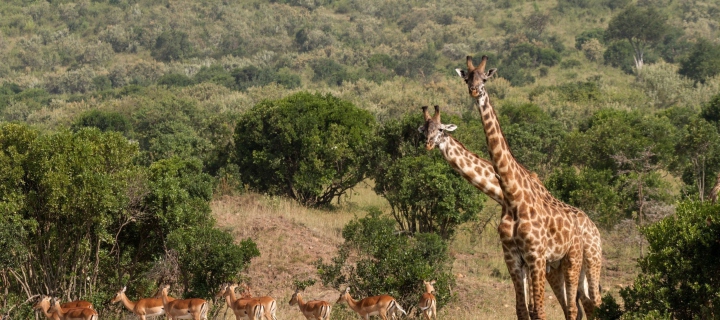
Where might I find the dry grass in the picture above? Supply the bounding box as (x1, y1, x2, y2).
(211, 183, 641, 319)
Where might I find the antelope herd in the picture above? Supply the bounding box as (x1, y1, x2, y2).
(28, 281, 437, 320)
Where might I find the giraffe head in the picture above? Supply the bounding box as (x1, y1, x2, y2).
(455, 55, 497, 103)
(418, 105, 457, 150)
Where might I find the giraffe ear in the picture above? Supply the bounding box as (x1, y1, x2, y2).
(486, 68, 497, 78)
(455, 68, 466, 79)
(418, 125, 426, 134)
(441, 124, 457, 132)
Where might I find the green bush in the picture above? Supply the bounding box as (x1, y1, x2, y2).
(233, 92, 375, 207)
(158, 73, 195, 87)
(373, 113, 485, 239)
(0, 125, 252, 316)
(619, 201, 720, 318)
(194, 65, 235, 88)
(167, 227, 260, 298)
(312, 58, 355, 86)
(679, 38, 720, 84)
(315, 210, 455, 314)
(576, 29, 606, 50)
(73, 109, 132, 135)
(151, 30, 194, 62)
(604, 41, 636, 74)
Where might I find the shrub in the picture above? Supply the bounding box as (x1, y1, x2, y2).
(312, 58, 355, 86)
(73, 110, 132, 135)
(194, 65, 234, 88)
(582, 39, 604, 62)
(233, 92, 376, 207)
(315, 210, 455, 314)
(604, 41, 636, 74)
(158, 73, 195, 87)
(167, 227, 260, 298)
(679, 38, 720, 84)
(576, 29, 605, 50)
(151, 30, 194, 62)
(619, 201, 720, 318)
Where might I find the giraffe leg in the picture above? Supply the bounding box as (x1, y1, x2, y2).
(527, 255, 547, 320)
(546, 263, 569, 317)
(504, 247, 530, 320)
(582, 248, 603, 319)
(523, 267, 536, 319)
(561, 240, 583, 320)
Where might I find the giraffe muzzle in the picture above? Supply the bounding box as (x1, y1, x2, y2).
(426, 142, 435, 151)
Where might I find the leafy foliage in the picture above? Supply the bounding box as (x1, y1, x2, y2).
(605, 5, 668, 71)
(233, 92, 375, 207)
(619, 201, 720, 318)
(0, 124, 256, 315)
(315, 210, 455, 314)
(679, 39, 720, 84)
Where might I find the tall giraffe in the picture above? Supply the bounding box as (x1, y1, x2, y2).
(454, 55, 585, 320)
(419, 105, 602, 319)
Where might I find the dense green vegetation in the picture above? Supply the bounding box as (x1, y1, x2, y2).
(315, 210, 455, 316)
(0, 0, 719, 317)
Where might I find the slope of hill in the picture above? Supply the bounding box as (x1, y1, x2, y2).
(211, 185, 641, 319)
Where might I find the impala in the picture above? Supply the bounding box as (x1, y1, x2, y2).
(33, 296, 96, 320)
(239, 284, 278, 320)
(417, 281, 436, 320)
(289, 289, 331, 320)
(159, 285, 209, 320)
(48, 298, 98, 320)
(215, 283, 265, 320)
(111, 286, 176, 320)
(336, 287, 407, 320)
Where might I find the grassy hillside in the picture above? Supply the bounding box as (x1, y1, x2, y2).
(208, 186, 641, 319)
(2, 0, 720, 318)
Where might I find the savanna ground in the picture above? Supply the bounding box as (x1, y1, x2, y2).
(210, 182, 640, 319)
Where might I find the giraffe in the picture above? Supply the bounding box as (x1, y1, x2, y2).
(419, 105, 603, 319)
(452, 55, 587, 320)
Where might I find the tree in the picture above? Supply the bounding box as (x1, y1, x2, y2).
(151, 30, 194, 62)
(233, 92, 376, 207)
(674, 118, 720, 201)
(315, 210, 455, 315)
(605, 5, 668, 72)
(619, 201, 720, 319)
(679, 39, 720, 84)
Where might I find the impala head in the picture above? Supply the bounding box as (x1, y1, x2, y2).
(455, 55, 497, 101)
(33, 295, 50, 311)
(110, 286, 127, 303)
(239, 283, 252, 298)
(423, 280, 436, 293)
(160, 284, 171, 297)
(336, 287, 351, 304)
(49, 298, 62, 312)
(289, 289, 301, 306)
(418, 105, 457, 151)
(215, 283, 229, 298)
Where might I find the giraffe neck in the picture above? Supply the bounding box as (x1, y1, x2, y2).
(475, 93, 525, 204)
(438, 136, 503, 203)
